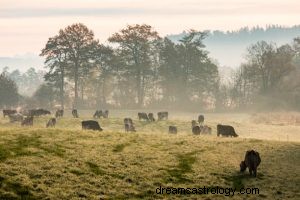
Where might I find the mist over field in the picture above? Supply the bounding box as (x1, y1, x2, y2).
(0, 0, 300, 199)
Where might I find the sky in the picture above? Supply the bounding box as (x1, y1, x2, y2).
(1, 0, 300, 57)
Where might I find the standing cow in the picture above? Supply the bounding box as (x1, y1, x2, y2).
(240, 150, 261, 177)
(198, 115, 204, 125)
(138, 112, 149, 121)
(148, 113, 155, 122)
(158, 112, 168, 120)
(3, 109, 17, 118)
(55, 109, 64, 118)
(169, 126, 177, 134)
(21, 116, 33, 126)
(46, 118, 56, 128)
(72, 109, 79, 118)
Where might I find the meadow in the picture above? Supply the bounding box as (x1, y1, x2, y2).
(0, 110, 299, 199)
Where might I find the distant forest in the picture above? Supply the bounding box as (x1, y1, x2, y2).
(1, 24, 300, 111)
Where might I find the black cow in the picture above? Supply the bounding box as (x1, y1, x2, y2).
(148, 113, 155, 122)
(158, 112, 168, 120)
(138, 112, 149, 121)
(29, 109, 51, 117)
(55, 109, 64, 118)
(198, 115, 204, 124)
(72, 109, 79, 118)
(82, 120, 103, 131)
(21, 116, 33, 126)
(168, 126, 177, 134)
(192, 126, 201, 135)
(217, 124, 238, 137)
(3, 109, 17, 118)
(46, 118, 56, 128)
(240, 150, 261, 177)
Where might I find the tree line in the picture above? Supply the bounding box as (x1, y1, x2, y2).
(1, 23, 299, 111)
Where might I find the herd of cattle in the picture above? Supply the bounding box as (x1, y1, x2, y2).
(2, 109, 239, 137)
(1, 108, 261, 177)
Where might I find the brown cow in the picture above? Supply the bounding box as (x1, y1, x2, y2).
(46, 118, 56, 128)
(168, 126, 177, 134)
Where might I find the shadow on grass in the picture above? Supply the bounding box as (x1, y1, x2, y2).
(113, 143, 130, 153)
(0, 134, 65, 162)
(0, 176, 37, 199)
(86, 161, 106, 175)
(163, 151, 198, 184)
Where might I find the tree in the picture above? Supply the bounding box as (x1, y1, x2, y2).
(109, 24, 160, 107)
(42, 23, 99, 108)
(33, 84, 56, 109)
(41, 34, 68, 109)
(0, 73, 19, 107)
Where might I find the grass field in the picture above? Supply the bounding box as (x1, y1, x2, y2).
(0, 110, 299, 199)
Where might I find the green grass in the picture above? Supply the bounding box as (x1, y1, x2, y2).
(0, 112, 299, 199)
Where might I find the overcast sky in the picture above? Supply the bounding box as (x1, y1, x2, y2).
(1, 0, 300, 56)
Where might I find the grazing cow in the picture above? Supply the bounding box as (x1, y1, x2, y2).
(29, 109, 51, 117)
(148, 113, 155, 122)
(8, 113, 23, 123)
(103, 110, 109, 118)
(198, 115, 204, 124)
(217, 124, 238, 137)
(82, 120, 103, 131)
(191, 120, 197, 128)
(124, 118, 133, 125)
(72, 109, 79, 118)
(55, 109, 64, 118)
(21, 116, 33, 126)
(168, 126, 177, 134)
(3, 109, 17, 118)
(93, 110, 102, 118)
(192, 126, 201, 135)
(240, 150, 261, 177)
(138, 112, 149, 121)
(158, 112, 168, 120)
(201, 125, 212, 134)
(46, 118, 56, 128)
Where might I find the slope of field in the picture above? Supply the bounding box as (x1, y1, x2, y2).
(0, 112, 299, 199)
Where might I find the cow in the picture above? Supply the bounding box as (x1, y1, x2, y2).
(158, 111, 168, 120)
(55, 109, 64, 118)
(29, 109, 51, 117)
(82, 120, 103, 131)
(103, 110, 109, 118)
(148, 113, 155, 122)
(8, 113, 23, 123)
(72, 109, 79, 118)
(46, 118, 56, 128)
(168, 126, 177, 134)
(198, 115, 204, 125)
(217, 124, 238, 137)
(240, 150, 261, 177)
(3, 109, 17, 118)
(192, 126, 201, 135)
(138, 112, 149, 121)
(191, 120, 197, 128)
(93, 110, 102, 119)
(201, 125, 212, 134)
(21, 116, 33, 126)
(124, 118, 133, 125)
(124, 123, 136, 132)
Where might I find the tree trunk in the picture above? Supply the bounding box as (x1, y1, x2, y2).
(74, 60, 79, 108)
(60, 68, 64, 109)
